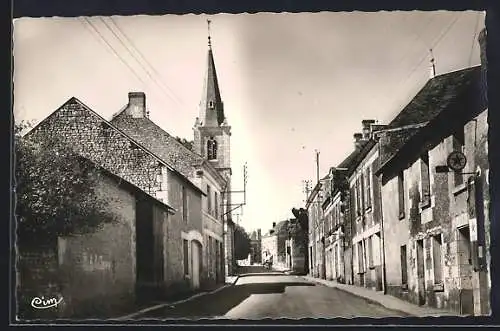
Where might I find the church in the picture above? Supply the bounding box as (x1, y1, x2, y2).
(19, 22, 236, 318)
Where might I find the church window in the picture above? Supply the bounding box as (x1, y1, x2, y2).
(209, 100, 215, 109)
(207, 137, 218, 160)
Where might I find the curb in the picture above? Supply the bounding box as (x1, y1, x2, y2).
(304, 277, 412, 317)
(114, 278, 239, 321)
(304, 277, 462, 317)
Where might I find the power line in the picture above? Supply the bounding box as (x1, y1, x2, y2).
(468, 12, 482, 66)
(100, 17, 184, 107)
(107, 17, 184, 106)
(399, 13, 463, 90)
(80, 17, 150, 89)
(383, 12, 463, 122)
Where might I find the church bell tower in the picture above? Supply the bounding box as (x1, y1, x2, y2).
(193, 20, 232, 178)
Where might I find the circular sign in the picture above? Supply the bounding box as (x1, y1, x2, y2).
(447, 151, 467, 172)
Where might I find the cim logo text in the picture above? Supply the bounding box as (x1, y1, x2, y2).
(31, 296, 63, 309)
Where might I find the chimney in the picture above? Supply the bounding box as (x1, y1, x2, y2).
(257, 229, 261, 240)
(370, 123, 388, 139)
(354, 133, 364, 150)
(361, 119, 376, 139)
(127, 92, 147, 118)
(478, 28, 487, 69)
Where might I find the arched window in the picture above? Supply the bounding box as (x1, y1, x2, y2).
(207, 137, 218, 160)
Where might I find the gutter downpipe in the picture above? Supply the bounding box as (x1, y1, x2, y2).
(377, 137, 388, 294)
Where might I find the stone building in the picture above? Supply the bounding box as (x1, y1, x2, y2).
(17, 160, 177, 319)
(108, 31, 235, 282)
(306, 178, 328, 278)
(349, 121, 385, 291)
(21, 97, 207, 316)
(375, 29, 489, 315)
(261, 221, 289, 270)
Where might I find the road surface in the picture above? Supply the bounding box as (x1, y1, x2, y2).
(138, 272, 408, 319)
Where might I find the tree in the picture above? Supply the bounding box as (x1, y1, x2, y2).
(291, 207, 310, 274)
(233, 224, 251, 260)
(175, 136, 193, 151)
(15, 122, 119, 246)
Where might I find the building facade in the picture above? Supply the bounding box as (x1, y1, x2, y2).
(249, 229, 262, 264)
(24, 96, 205, 300)
(349, 123, 385, 291)
(306, 180, 326, 278)
(306, 29, 490, 317)
(374, 29, 489, 315)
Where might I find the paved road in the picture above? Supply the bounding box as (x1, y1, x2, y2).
(139, 272, 408, 319)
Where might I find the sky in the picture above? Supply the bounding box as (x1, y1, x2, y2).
(13, 11, 485, 234)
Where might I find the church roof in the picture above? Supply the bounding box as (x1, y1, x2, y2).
(199, 46, 225, 127)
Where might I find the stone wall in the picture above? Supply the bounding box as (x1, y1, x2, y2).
(17, 171, 138, 319)
(26, 98, 167, 201)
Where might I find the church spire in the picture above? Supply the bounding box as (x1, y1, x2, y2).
(199, 19, 225, 127)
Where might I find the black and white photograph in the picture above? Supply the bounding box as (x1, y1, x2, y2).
(12, 8, 492, 322)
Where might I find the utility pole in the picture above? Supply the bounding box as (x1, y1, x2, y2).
(315, 149, 320, 184)
(302, 180, 312, 203)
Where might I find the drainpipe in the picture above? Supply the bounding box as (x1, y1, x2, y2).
(377, 141, 388, 294)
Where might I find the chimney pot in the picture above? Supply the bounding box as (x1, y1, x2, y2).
(127, 92, 146, 118)
(361, 119, 376, 139)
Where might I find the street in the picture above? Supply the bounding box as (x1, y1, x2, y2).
(138, 268, 408, 319)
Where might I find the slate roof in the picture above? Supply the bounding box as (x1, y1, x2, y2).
(25, 97, 205, 196)
(375, 65, 481, 175)
(110, 111, 206, 181)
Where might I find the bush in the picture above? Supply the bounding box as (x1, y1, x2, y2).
(14, 122, 119, 244)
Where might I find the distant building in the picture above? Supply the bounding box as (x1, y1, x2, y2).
(249, 229, 262, 264)
(261, 221, 289, 270)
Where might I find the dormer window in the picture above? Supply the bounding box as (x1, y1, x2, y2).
(208, 100, 215, 109)
(207, 137, 217, 160)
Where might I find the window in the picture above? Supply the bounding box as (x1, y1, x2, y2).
(420, 152, 431, 206)
(433, 235, 443, 285)
(367, 236, 374, 268)
(452, 128, 465, 186)
(398, 171, 405, 218)
(214, 192, 218, 218)
(183, 239, 189, 276)
(182, 186, 188, 222)
(207, 185, 212, 214)
(209, 100, 215, 109)
(207, 137, 218, 160)
(400, 245, 408, 286)
(365, 167, 372, 209)
(357, 242, 365, 273)
(360, 173, 365, 212)
(355, 179, 361, 217)
(209, 236, 214, 270)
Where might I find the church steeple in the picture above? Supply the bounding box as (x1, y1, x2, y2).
(193, 19, 231, 172)
(199, 19, 225, 127)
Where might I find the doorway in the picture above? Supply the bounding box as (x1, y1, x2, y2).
(135, 198, 154, 301)
(416, 239, 426, 306)
(191, 240, 202, 290)
(458, 226, 474, 315)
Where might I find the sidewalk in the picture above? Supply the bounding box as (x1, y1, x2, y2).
(114, 277, 239, 320)
(303, 276, 463, 317)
